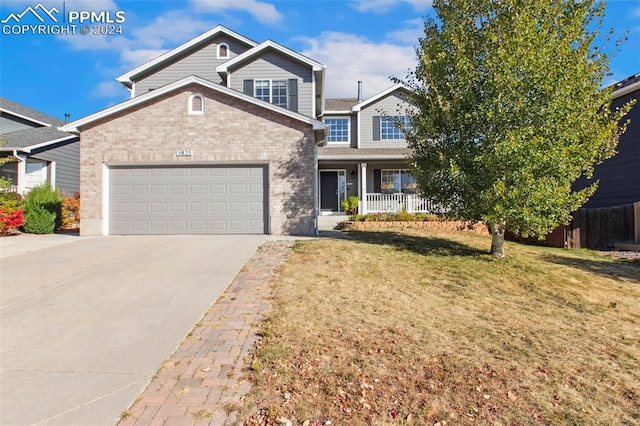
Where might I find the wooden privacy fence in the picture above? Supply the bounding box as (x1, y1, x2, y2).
(508, 202, 640, 250)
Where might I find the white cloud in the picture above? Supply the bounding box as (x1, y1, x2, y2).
(90, 80, 128, 98)
(299, 31, 417, 98)
(191, 0, 282, 25)
(129, 11, 214, 49)
(59, 10, 217, 70)
(386, 18, 423, 45)
(351, 0, 433, 14)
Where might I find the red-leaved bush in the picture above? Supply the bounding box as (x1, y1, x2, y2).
(0, 208, 25, 235)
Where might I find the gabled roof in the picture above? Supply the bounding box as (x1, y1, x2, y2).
(324, 98, 359, 112)
(116, 25, 258, 87)
(0, 126, 77, 152)
(61, 75, 326, 132)
(216, 40, 325, 74)
(0, 97, 64, 127)
(352, 83, 410, 112)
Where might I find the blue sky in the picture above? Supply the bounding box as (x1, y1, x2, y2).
(1, 0, 639, 123)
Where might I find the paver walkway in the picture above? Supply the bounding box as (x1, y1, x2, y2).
(120, 240, 294, 426)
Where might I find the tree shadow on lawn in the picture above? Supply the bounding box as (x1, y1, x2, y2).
(542, 253, 640, 283)
(345, 230, 488, 258)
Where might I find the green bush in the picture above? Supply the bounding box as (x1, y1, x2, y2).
(0, 190, 23, 211)
(340, 196, 359, 215)
(23, 184, 63, 234)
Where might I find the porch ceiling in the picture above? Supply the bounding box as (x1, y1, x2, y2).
(318, 147, 411, 161)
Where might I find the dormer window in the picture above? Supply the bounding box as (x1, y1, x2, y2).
(188, 93, 204, 115)
(217, 43, 229, 59)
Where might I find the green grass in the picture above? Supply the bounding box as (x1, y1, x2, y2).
(239, 228, 640, 425)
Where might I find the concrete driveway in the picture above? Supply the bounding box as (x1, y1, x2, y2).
(0, 234, 266, 425)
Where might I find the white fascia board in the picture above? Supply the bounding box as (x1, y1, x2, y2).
(0, 108, 53, 127)
(322, 110, 353, 115)
(612, 80, 640, 100)
(317, 67, 326, 116)
(60, 75, 327, 132)
(21, 134, 78, 153)
(318, 154, 408, 161)
(352, 83, 409, 112)
(116, 25, 258, 84)
(216, 40, 324, 74)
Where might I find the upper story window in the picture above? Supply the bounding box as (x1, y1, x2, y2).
(381, 115, 411, 140)
(188, 93, 204, 115)
(324, 117, 350, 144)
(217, 43, 229, 59)
(373, 115, 412, 141)
(254, 79, 288, 108)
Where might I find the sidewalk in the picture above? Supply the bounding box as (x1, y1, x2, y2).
(120, 240, 294, 426)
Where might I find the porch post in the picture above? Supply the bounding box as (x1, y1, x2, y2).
(15, 153, 26, 195)
(360, 162, 367, 214)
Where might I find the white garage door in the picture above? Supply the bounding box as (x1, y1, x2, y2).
(109, 165, 267, 234)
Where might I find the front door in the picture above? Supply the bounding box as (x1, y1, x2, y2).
(320, 171, 339, 211)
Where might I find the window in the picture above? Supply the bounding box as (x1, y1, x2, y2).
(381, 115, 411, 140)
(254, 80, 287, 108)
(188, 93, 204, 115)
(381, 169, 416, 193)
(217, 43, 229, 59)
(324, 117, 350, 143)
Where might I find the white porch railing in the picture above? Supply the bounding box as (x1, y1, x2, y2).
(365, 193, 441, 214)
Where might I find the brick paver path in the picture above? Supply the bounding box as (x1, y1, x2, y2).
(120, 241, 294, 426)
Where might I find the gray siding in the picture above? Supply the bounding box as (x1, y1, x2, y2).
(229, 51, 313, 117)
(359, 91, 413, 148)
(0, 113, 39, 134)
(133, 37, 252, 96)
(31, 139, 79, 196)
(574, 87, 640, 207)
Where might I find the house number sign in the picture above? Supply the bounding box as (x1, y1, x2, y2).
(176, 149, 193, 157)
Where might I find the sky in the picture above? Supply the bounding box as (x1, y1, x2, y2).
(1, 0, 639, 123)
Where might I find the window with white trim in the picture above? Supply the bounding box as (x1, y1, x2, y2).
(188, 93, 204, 115)
(217, 43, 229, 59)
(381, 115, 411, 140)
(324, 117, 350, 144)
(254, 79, 287, 108)
(381, 169, 416, 193)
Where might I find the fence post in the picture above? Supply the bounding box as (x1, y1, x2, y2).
(635, 202, 640, 243)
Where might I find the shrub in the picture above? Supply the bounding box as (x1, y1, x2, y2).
(61, 194, 80, 229)
(0, 207, 24, 235)
(0, 190, 23, 211)
(340, 196, 359, 215)
(23, 184, 63, 234)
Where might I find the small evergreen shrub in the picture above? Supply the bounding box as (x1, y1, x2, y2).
(340, 196, 359, 215)
(23, 184, 63, 234)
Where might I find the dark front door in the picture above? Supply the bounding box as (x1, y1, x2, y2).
(320, 171, 339, 210)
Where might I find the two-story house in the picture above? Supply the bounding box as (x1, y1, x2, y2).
(61, 25, 429, 236)
(0, 97, 79, 196)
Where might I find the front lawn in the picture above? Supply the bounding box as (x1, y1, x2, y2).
(240, 228, 640, 425)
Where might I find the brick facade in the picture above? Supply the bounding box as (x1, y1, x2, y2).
(79, 84, 317, 236)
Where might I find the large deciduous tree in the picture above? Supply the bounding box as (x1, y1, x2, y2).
(400, 0, 633, 256)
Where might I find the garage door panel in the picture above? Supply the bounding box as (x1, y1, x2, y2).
(109, 166, 266, 235)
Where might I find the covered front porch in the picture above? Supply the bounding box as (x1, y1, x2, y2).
(318, 153, 440, 215)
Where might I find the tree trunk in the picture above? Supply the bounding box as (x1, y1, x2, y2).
(489, 222, 506, 257)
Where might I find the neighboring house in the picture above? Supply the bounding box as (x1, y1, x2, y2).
(61, 25, 426, 237)
(574, 73, 640, 208)
(0, 97, 79, 196)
